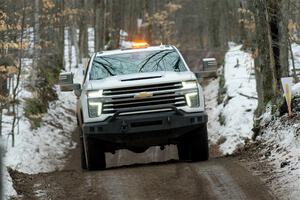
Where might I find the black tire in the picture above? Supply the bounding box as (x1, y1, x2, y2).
(80, 137, 87, 170)
(84, 137, 106, 170)
(177, 125, 209, 162)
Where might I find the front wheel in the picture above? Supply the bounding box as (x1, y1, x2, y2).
(84, 137, 106, 170)
(177, 125, 209, 162)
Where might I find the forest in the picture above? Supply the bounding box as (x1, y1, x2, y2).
(0, 0, 300, 145)
(2, 0, 300, 199)
(0, 0, 242, 142)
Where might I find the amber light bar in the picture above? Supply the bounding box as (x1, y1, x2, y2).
(131, 42, 149, 49)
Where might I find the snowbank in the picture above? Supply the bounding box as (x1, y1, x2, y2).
(251, 43, 300, 200)
(2, 165, 17, 198)
(204, 78, 222, 145)
(205, 42, 300, 199)
(290, 42, 300, 96)
(292, 82, 300, 96)
(4, 91, 77, 173)
(2, 27, 84, 199)
(2, 87, 80, 199)
(256, 110, 300, 200)
(205, 43, 257, 155)
(289, 43, 300, 75)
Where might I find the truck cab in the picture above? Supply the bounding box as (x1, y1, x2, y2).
(60, 43, 209, 170)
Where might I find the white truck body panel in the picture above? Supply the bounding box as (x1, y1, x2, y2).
(79, 45, 205, 123)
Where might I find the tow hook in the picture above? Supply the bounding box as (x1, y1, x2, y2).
(121, 120, 129, 133)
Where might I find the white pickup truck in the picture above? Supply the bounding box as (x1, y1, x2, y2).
(59, 43, 209, 170)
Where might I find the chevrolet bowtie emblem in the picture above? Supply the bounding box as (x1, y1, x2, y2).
(134, 92, 153, 100)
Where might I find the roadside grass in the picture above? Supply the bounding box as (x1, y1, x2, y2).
(24, 98, 47, 128)
(24, 56, 62, 129)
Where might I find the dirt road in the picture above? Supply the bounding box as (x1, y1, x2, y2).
(10, 133, 276, 200)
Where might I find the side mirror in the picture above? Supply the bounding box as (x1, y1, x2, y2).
(73, 83, 82, 97)
(59, 72, 74, 91)
(202, 58, 218, 71)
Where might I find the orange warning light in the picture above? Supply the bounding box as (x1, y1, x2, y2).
(131, 41, 149, 49)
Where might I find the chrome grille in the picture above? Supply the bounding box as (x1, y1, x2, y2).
(102, 82, 186, 114)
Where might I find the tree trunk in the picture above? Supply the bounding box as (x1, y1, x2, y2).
(111, 0, 122, 49)
(11, 0, 26, 147)
(68, 28, 72, 70)
(70, 26, 80, 67)
(239, 1, 247, 44)
(267, 0, 284, 90)
(0, 105, 2, 136)
(79, 0, 88, 62)
(208, 0, 220, 48)
(279, 0, 289, 79)
(95, 0, 104, 51)
(32, 0, 40, 88)
(57, 0, 65, 69)
(252, 0, 280, 116)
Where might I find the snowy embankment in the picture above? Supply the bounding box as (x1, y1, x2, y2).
(205, 43, 257, 155)
(257, 110, 300, 200)
(2, 27, 89, 199)
(2, 73, 82, 199)
(3, 89, 78, 198)
(205, 42, 300, 199)
(250, 43, 300, 200)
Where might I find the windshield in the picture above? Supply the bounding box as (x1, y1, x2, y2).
(89, 49, 187, 80)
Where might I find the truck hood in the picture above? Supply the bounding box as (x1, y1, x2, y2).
(85, 71, 196, 90)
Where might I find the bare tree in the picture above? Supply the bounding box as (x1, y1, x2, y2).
(79, 0, 88, 61)
(94, 0, 104, 51)
(251, 0, 289, 118)
(10, 0, 26, 147)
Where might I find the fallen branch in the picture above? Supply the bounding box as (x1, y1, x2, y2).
(238, 92, 258, 100)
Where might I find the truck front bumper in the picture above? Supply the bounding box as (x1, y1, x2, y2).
(82, 106, 208, 151)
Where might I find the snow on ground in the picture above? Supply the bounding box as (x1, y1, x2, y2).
(2, 27, 84, 199)
(204, 78, 222, 144)
(205, 43, 257, 155)
(2, 30, 299, 198)
(2, 88, 78, 199)
(4, 90, 77, 173)
(290, 43, 300, 75)
(2, 168, 16, 198)
(293, 82, 300, 96)
(2, 79, 82, 199)
(256, 111, 300, 200)
(205, 42, 300, 199)
(249, 43, 300, 200)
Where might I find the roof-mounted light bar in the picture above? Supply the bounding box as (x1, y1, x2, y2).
(131, 41, 149, 49)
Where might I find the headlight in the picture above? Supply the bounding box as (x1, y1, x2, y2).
(185, 92, 199, 107)
(182, 81, 199, 107)
(87, 90, 103, 98)
(88, 98, 102, 118)
(182, 81, 197, 89)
